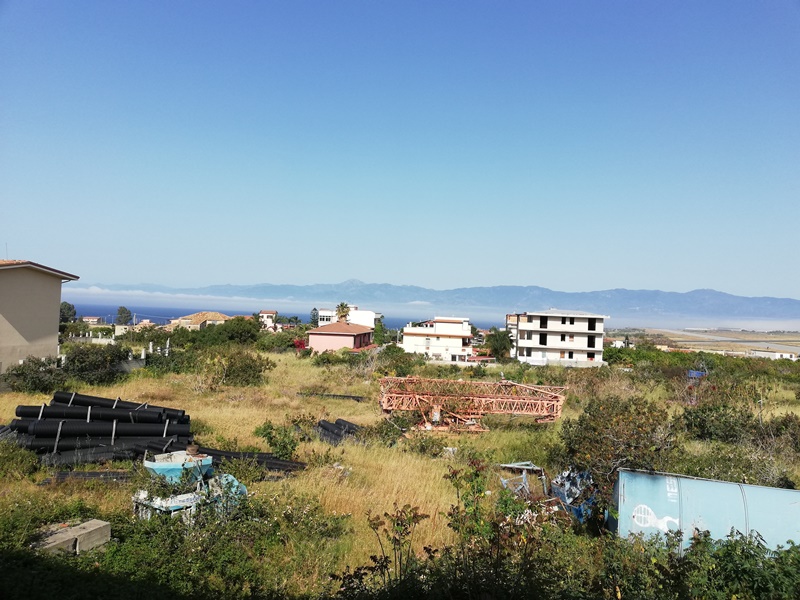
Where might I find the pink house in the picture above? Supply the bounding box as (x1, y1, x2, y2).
(308, 322, 374, 353)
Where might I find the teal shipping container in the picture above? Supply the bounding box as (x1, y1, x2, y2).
(610, 469, 800, 550)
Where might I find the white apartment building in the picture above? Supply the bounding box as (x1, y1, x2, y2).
(317, 304, 382, 329)
(506, 309, 609, 367)
(400, 317, 473, 362)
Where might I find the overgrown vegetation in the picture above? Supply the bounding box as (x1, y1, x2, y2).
(4, 333, 800, 598)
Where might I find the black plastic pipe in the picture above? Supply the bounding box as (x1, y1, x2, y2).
(16, 435, 191, 452)
(318, 420, 346, 435)
(41, 446, 138, 466)
(16, 405, 166, 423)
(23, 420, 190, 438)
(51, 391, 187, 422)
(334, 418, 361, 434)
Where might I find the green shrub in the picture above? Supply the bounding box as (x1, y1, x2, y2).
(1, 355, 67, 393)
(403, 432, 446, 458)
(680, 400, 755, 443)
(254, 420, 299, 461)
(0, 441, 39, 480)
(63, 343, 131, 385)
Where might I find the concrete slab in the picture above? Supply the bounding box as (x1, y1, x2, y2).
(40, 519, 111, 554)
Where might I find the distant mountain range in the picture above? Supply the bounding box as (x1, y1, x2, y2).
(69, 280, 800, 329)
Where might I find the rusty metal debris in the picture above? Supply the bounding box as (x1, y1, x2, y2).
(379, 376, 566, 431)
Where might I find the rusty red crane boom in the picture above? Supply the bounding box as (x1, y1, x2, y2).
(379, 376, 566, 431)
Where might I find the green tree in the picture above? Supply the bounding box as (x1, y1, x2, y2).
(218, 316, 260, 344)
(484, 327, 512, 360)
(374, 318, 387, 345)
(116, 306, 132, 325)
(335, 302, 350, 322)
(310, 307, 319, 327)
(59, 301, 76, 323)
(559, 395, 677, 502)
(63, 343, 131, 385)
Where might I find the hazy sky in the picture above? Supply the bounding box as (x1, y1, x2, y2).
(2, 1, 799, 298)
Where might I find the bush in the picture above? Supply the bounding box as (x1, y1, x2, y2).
(256, 331, 298, 353)
(559, 395, 676, 504)
(254, 420, 299, 461)
(0, 441, 39, 480)
(191, 347, 276, 390)
(403, 432, 446, 458)
(1, 355, 67, 393)
(63, 343, 131, 385)
(680, 400, 755, 443)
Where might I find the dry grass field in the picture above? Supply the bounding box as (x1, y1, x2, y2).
(0, 355, 516, 571)
(4, 348, 800, 583)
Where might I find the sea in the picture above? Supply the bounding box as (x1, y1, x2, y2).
(69, 303, 422, 330)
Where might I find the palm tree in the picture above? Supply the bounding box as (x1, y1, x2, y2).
(335, 302, 350, 323)
(485, 327, 513, 360)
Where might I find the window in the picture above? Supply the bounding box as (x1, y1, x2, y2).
(561, 317, 566, 324)
(588, 352, 595, 361)
(588, 335, 596, 348)
(527, 315, 534, 323)
(560, 334, 566, 342)
(539, 333, 547, 346)
(588, 318, 596, 331)
(560, 351, 565, 358)
(540, 316, 548, 328)
(568, 351, 574, 359)
(569, 317, 575, 325)
(569, 334, 574, 342)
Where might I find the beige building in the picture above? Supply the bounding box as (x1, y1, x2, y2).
(167, 311, 232, 331)
(400, 317, 474, 362)
(0, 260, 79, 373)
(506, 309, 609, 367)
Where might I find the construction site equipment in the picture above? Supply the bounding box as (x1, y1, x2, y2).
(379, 377, 566, 430)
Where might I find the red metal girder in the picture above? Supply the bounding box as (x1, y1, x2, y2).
(378, 376, 566, 428)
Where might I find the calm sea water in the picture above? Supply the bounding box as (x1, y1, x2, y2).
(68, 303, 415, 329)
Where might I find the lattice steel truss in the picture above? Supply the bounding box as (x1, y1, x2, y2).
(379, 377, 566, 431)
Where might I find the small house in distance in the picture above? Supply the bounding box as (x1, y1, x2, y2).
(506, 309, 609, 367)
(400, 317, 473, 362)
(0, 260, 79, 373)
(258, 310, 281, 331)
(308, 322, 374, 353)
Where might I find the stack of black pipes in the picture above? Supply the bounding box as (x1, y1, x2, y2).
(316, 418, 361, 445)
(6, 390, 306, 471)
(9, 391, 191, 466)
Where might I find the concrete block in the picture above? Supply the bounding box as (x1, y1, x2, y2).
(41, 519, 111, 554)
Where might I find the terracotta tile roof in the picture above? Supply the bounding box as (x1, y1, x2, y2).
(309, 322, 374, 335)
(175, 311, 232, 326)
(348, 344, 378, 353)
(0, 260, 79, 281)
(259, 310, 277, 315)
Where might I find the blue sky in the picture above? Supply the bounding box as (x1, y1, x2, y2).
(2, 1, 799, 298)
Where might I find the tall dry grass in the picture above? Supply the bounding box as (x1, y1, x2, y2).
(6, 352, 799, 573)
